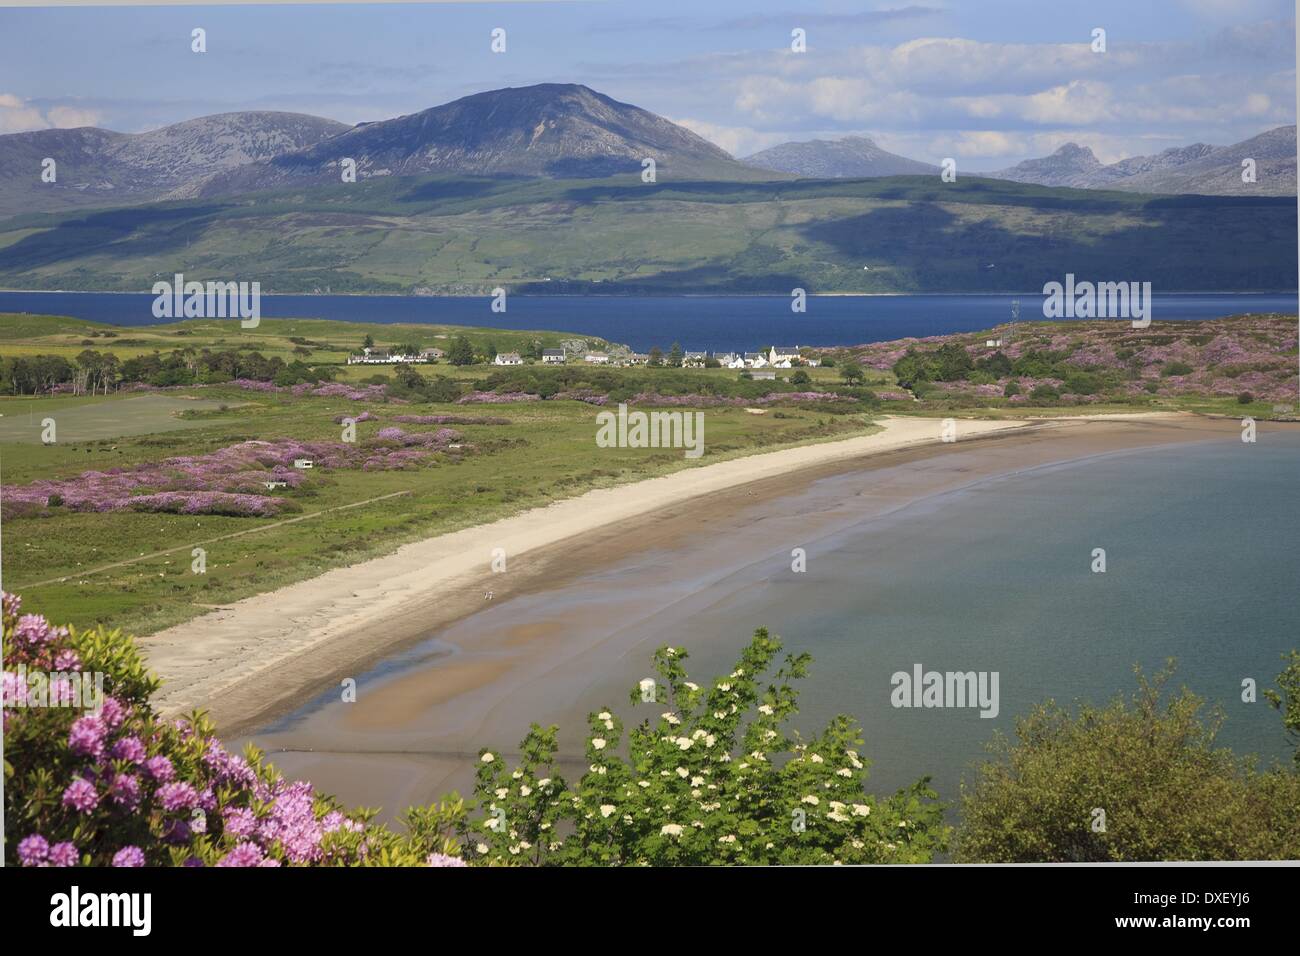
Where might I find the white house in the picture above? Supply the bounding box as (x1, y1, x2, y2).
(541, 349, 566, 364)
(769, 346, 802, 366)
(262, 480, 288, 490)
(421, 348, 445, 361)
(293, 459, 313, 470)
(584, 352, 610, 364)
(683, 351, 708, 368)
(750, 369, 777, 380)
(494, 352, 523, 366)
(985, 338, 1003, 348)
(348, 346, 427, 365)
(744, 352, 768, 368)
(623, 353, 649, 366)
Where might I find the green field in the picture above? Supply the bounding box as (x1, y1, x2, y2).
(0, 174, 1293, 294)
(1, 316, 885, 633)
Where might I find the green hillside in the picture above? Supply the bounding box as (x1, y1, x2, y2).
(0, 173, 1293, 294)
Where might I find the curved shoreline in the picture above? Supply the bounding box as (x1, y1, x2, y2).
(138, 412, 1204, 734)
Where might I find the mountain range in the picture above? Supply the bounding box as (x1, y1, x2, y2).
(986, 126, 1296, 196)
(0, 112, 348, 216)
(183, 84, 767, 200)
(1, 83, 1291, 220)
(0, 83, 1292, 296)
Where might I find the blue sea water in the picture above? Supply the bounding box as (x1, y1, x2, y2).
(1, 291, 1294, 352)
(250, 430, 1300, 815)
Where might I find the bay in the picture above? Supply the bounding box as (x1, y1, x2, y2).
(1, 291, 1295, 351)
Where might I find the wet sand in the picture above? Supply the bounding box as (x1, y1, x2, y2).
(142, 414, 1035, 728)
(228, 413, 1243, 813)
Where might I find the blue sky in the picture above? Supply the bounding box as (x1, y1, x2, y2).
(0, 0, 1294, 169)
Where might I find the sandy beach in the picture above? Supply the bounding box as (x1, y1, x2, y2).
(139, 412, 1210, 734)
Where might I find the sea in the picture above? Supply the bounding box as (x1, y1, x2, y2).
(0, 291, 1295, 352)
(247, 430, 1300, 816)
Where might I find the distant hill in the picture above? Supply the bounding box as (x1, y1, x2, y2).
(0, 112, 349, 216)
(741, 136, 937, 178)
(988, 127, 1296, 196)
(988, 143, 1104, 189)
(0, 174, 1291, 295)
(188, 84, 768, 198)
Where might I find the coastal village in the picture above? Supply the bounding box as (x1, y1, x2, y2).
(348, 343, 821, 372)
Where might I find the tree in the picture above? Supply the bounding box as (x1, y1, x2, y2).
(933, 342, 973, 382)
(668, 342, 684, 367)
(486, 340, 498, 361)
(448, 335, 475, 366)
(648, 347, 664, 367)
(891, 350, 932, 387)
(955, 661, 1300, 862)
(976, 350, 1012, 378)
(790, 369, 811, 386)
(840, 364, 865, 385)
(363, 333, 374, 350)
(395, 363, 425, 389)
(1265, 651, 1300, 764)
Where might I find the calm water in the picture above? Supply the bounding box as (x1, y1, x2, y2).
(1, 291, 1295, 352)
(252, 431, 1300, 813)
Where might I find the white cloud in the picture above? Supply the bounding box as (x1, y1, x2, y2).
(669, 117, 787, 158)
(46, 105, 104, 129)
(0, 94, 103, 134)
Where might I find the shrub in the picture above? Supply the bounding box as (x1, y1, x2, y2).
(1161, 361, 1194, 377)
(954, 663, 1300, 862)
(462, 629, 948, 865)
(1238, 392, 1254, 405)
(2, 594, 467, 867)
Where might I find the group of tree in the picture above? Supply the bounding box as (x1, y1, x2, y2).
(0, 355, 77, 395)
(0, 347, 336, 394)
(892, 344, 1106, 398)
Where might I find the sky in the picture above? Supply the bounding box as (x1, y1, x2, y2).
(0, 0, 1295, 170)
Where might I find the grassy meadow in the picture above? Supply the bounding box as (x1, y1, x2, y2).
(1, 314, 881, 634)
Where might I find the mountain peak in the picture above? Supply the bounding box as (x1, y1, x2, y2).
(1050, 142, 1100, 164)
(191, 83, 757, 194)
(742, 135, 937, 179)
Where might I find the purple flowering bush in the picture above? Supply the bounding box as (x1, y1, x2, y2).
(333, 410, 377, 424)
(836, 315, 1298, 406)
(394, 414, 511, 425)
(456, 391, 541, 404)
(3, 594, 467, 867)
(2, 429, 465, 520)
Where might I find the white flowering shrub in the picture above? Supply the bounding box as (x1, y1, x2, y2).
(465, 629, 948, 864)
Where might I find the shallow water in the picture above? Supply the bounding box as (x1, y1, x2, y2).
(248, 429, 1300, 817)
